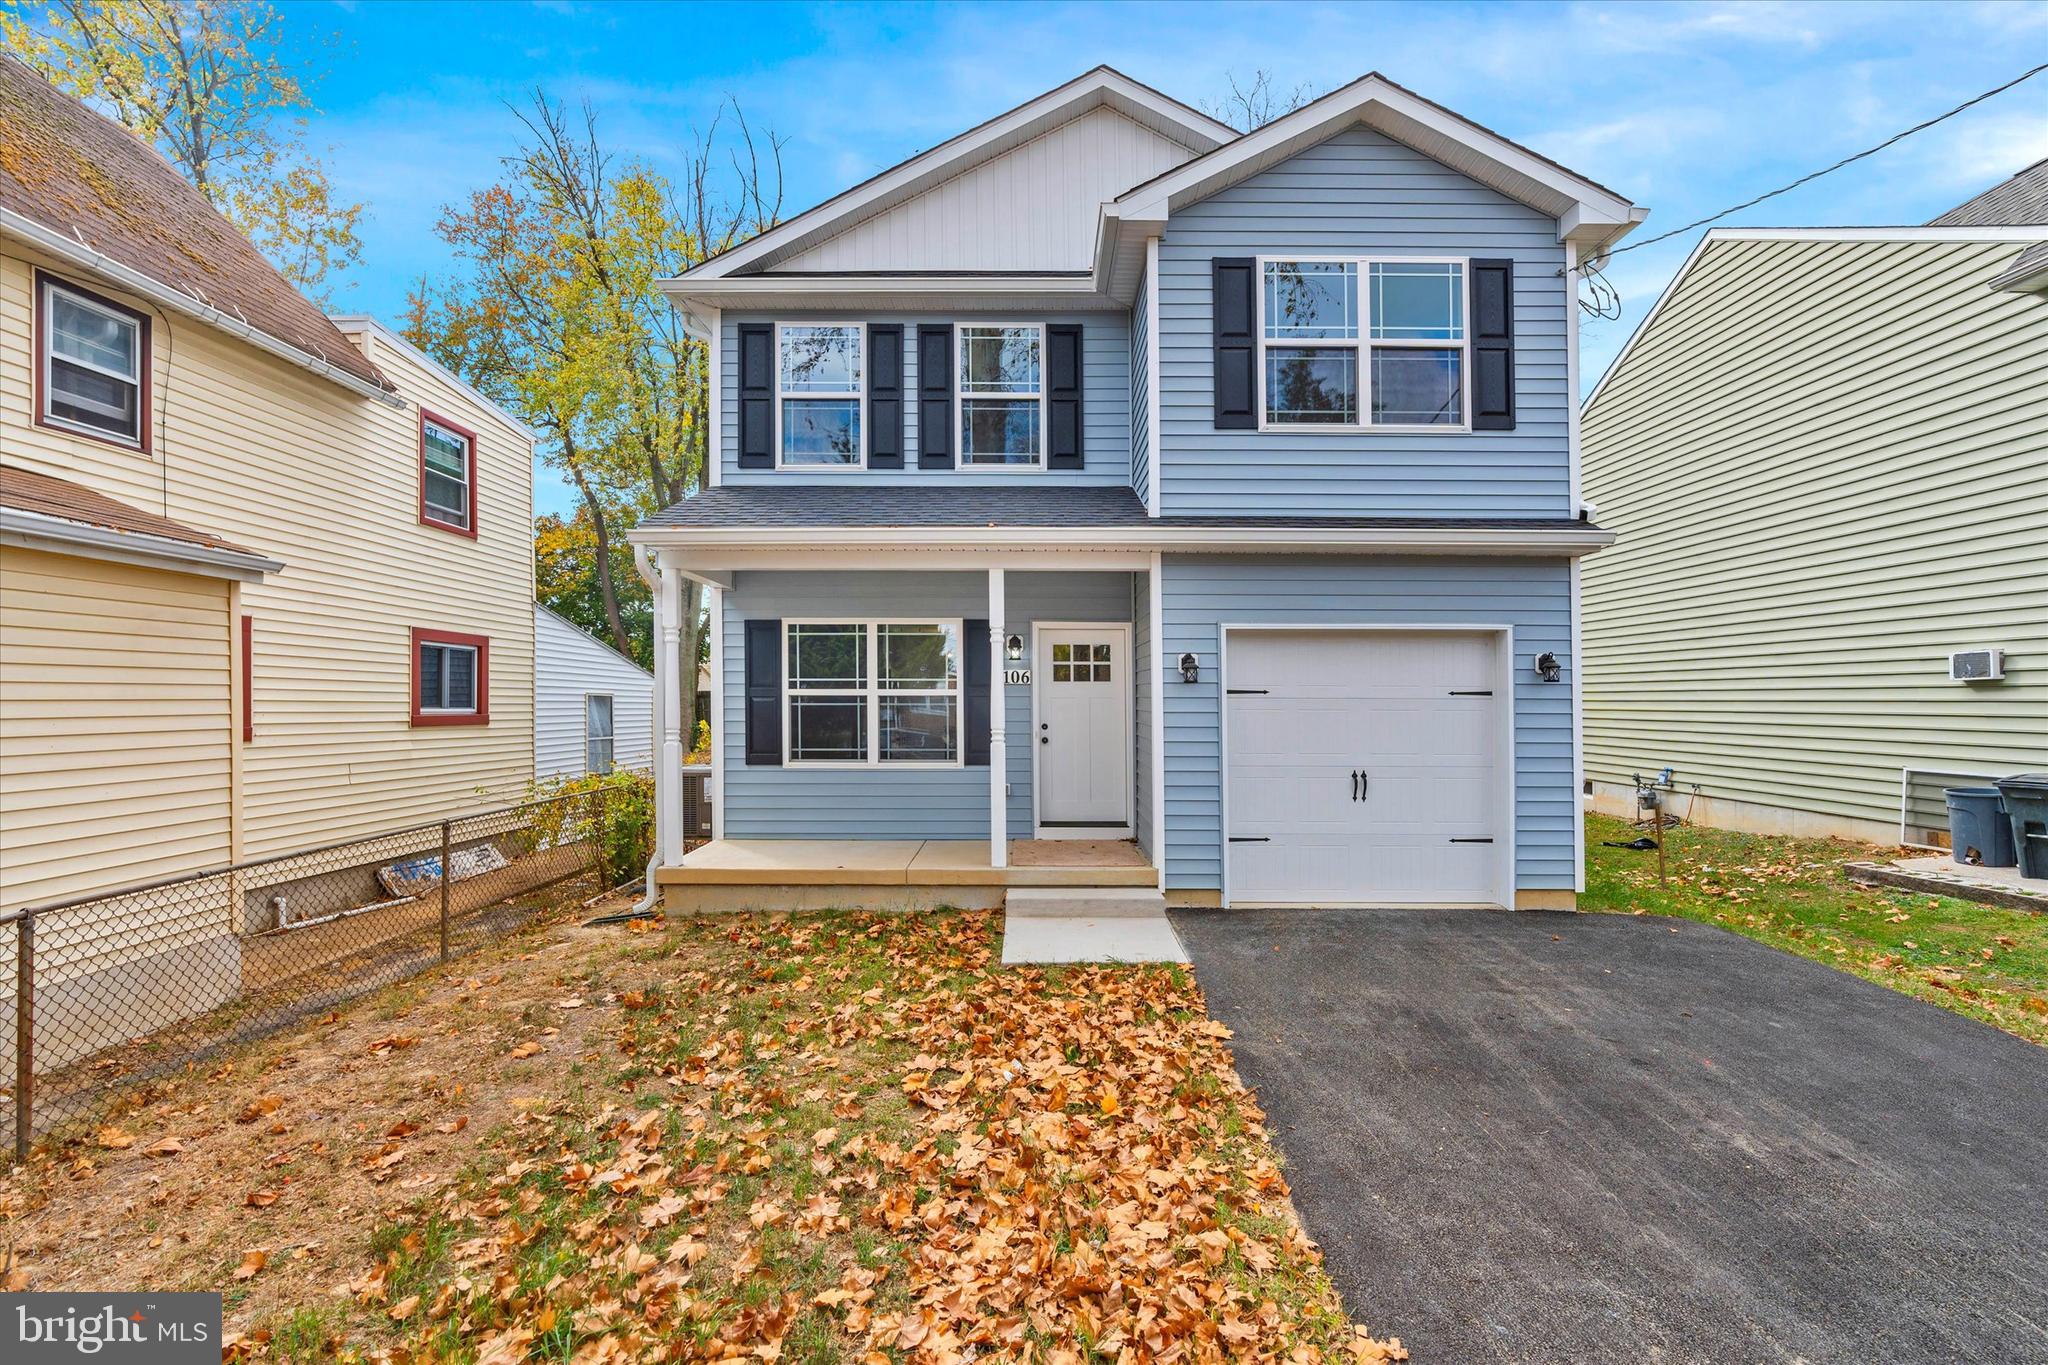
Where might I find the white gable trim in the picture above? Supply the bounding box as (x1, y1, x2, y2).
(329, 315, 537, 440)
(672, 67, 1232, 284)
(1108, 73, 1643, 251)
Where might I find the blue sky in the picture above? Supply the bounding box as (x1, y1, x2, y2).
(307, 0, 2048, 515)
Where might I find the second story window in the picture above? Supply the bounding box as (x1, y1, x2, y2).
(778, 324, 863, 467)
(419, 411, 478, 535)
(39, 276, 147, 448)
(959, 325, 1043, 466)
(1260, 258, 1468, 431)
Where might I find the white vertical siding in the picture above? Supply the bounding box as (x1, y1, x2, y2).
(535, 604, 655, 780)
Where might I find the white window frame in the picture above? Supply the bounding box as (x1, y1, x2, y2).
(955, 321, 1046, 471)
(584, 692, 616, 774)
(773, 321, 866, 471)
(1254, 254, 1471, 434)
(418, 641, 480, 715)
(41, 279, 145, 447)
(781, 617, 965, 769)
(420, 414, 475, 531)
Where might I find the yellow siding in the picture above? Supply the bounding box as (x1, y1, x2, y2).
(1, 243, 535, 873)
(0, 548, 233, 908)
(1581, 237, 2048, 831)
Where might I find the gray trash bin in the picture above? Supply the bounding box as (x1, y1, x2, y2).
(1994, 773, 2048, 880)
(1944, 788, 2016, 867)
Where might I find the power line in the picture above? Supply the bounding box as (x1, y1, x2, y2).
(1600, 61, 2048, 260)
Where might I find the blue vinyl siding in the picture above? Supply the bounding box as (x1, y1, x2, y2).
(1155, 126, 1571, 519)
(721, 570, 1137, 841)
(1130, 270, 1151, 507)
(1159, 555, 1575, 893)
(720, 312, 1131, 487)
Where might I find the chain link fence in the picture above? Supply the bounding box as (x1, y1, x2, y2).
(3, 780, 654, 1159)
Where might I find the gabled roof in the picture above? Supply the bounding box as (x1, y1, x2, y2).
(1106, 71, 1643, 253)
(329, 315, 538, 441)
(1931, 157, 2048, 227)
(0, 54, 395, 402)
(674, 66, 1232, 286)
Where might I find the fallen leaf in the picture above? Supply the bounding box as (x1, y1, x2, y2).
(144, 1137, 184, 1158)
(94, 1126, 136, 1150)
(244, 1190, 279, 1208)
(233, 1250, 267, 1281)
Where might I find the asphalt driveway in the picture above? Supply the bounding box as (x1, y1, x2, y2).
(1171, 906, 2048, 1364)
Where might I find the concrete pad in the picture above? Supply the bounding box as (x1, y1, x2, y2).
(1000, 911, 1188, 964)
(1006, 887, 1168, 918)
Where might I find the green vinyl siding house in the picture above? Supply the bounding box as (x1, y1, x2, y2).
(1581, 162, 2048, 846)
(630, 68, 1647, 913)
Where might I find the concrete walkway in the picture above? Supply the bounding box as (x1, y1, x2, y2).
(1172, 906, 2048, 1364)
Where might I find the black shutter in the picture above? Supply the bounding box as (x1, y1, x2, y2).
(737, 324, 774, 467)
(743, 618, 781, 766)
(963, 618, 990, 767)
(917, 324, 953, 469)
(867, 324, 904, 468)
(1212, 257, 1256, 430)
(1470, 258, 1515, 431)
(1046, 324, 1084, 469)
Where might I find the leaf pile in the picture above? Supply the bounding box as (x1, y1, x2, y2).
(325, 911, 1404, 1362)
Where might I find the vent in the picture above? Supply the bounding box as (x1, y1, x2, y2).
(1949, 648, 2004, 682)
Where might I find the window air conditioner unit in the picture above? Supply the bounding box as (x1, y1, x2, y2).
(1948, 648, 2004, 682)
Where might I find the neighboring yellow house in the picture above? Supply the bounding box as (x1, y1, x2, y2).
(0, 56, 536, 915)
(1581, 163, 2048, 845)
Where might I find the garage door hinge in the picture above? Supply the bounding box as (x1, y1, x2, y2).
(1448, 689, 1493, 696)
(1226, 688, 1268, 695)
(1449, 837, 1495, 844)
(1228, 836, 1271, 843)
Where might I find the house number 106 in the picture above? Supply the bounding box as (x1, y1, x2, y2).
(1005, 668, 1032, 685)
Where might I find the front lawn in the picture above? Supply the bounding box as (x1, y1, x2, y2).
(2, 906, 1407, 1363)
(1583, 812, 2048, 1046)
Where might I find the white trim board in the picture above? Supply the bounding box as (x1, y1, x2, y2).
(1216, 623, 1517, 911)
(0, 508, 284, 582)
(630, 526, 1616, 559)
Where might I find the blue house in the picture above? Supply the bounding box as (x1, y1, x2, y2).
(631, 68, 1645, 914)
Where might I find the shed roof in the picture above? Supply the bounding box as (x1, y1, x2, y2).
(0, 463, 259, 555)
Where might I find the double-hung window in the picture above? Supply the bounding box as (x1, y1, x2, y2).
(1259, 258, 1468, 430)
(39, 276, 146, 447)
(959, 324, 1043, 466)
(785, 621, 960, 766)
(419, 411, 477, 534)
(777, 323, 863, 466)
(585, 694, 615, 773)
(411, 628, 489, 726)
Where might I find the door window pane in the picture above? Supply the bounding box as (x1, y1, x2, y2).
(1265, 348, 1357, 424)
(1370, 262, 1464, 340)
(1263, 261, 1358, 339)
(1371, 348, 1463, 426)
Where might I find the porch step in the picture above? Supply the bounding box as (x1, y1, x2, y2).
(1003, 886, 1168, 919)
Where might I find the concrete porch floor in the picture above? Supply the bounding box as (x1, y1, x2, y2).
(653, 838, 1157, 889)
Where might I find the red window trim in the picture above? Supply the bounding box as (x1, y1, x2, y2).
(32, 269, 153, 455)
(410, 627, 491, 727)
(417, 408, 479, 538)
(241, 614, 254, 742)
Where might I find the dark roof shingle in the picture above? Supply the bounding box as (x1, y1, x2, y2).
(1930, 157, 2048, 226)
(0, 464, 261, 555)
(0, 55, 388, 392)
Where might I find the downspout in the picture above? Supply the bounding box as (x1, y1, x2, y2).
(629, 543, 666, 915)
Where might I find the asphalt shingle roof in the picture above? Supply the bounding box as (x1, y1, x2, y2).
(1930, 157, 2048, 226)
(0, 55, 390, 392)
(638, 484, 1592, 533)
(0, 464, 260, 555)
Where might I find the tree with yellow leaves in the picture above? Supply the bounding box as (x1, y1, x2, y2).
(1, 0, 364, 298)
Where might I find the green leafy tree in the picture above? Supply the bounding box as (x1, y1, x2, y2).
(1, 0, 365, 298)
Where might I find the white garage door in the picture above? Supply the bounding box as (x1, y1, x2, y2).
(1225, 629, 1507, 906)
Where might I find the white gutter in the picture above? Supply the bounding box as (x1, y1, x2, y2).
(1, 208, 404, 409)
(1, 507, 284, 582)
(630, 523, 1616, 556)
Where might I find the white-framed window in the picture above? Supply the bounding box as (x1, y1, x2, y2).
(784, 619, 961, 766)
(958, 323, 1044, 467)
(585, 693, 615, 773)
(418, 640, 480, 713)
(39, 276, 146, 447)
(775, 322, 864, 468)
(419, 411, 477, 534)
(1257, 256, 1469, 432)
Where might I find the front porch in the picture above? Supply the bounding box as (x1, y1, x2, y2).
(654, 837, 1156, 913)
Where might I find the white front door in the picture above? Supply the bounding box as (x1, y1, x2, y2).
(1036, 627, 1130, 828)
(1225, 629, 1507, 906)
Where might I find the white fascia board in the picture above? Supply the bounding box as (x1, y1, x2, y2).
(1, 208, 403, 409)
(1109, 75, 1638, 235)
(672, 68, 1231, 284)
(658, 274, 1118, 311)
(629, 524, 1616, 558)
(1, 508, 285, 582)
(328, 315, 537, 441)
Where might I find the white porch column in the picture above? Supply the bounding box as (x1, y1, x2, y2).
(706, 582, 724, 840)
(987, 568, 1007, 869)
(656, 562, 685, 864)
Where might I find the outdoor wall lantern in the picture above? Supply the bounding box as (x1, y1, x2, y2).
(1179, 652, 1200, 684)
(1005, 633, 1024, 662)
(1535, 651, 1562, 683)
